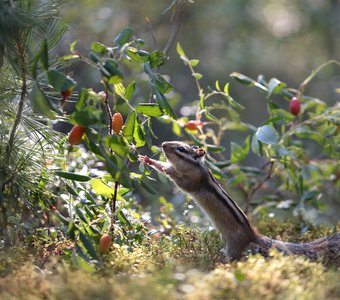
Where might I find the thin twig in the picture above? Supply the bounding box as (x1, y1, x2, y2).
(163, 1, 186, 54)
(103, 87, 119, 229)
(110, 181, 119, 231)
(145, 17, 158, 50)
(6, 42, 27, 156)
(298, 59, 340, 96)
(244, 161, 274, 214)
(103, 87, 113, 134)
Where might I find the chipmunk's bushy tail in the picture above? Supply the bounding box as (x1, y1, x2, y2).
(256, 233, 340, 264)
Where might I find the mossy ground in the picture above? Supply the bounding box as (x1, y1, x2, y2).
(0, 218, 339, 300)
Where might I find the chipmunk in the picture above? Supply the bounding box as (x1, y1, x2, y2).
(139, 141, 340, 262)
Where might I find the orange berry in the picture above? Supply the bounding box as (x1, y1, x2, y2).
(98, 234, 112, 255)
(112, 112, 124, 134)
(185, 120, 203, 130)
(68, 124, 85, 145)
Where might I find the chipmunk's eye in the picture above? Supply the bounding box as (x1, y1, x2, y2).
(177, 146, 186, 153)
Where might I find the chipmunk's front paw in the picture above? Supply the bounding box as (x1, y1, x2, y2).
(138, 155, 152, 165)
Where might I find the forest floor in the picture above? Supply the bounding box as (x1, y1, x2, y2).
(0, 218, 339, 300)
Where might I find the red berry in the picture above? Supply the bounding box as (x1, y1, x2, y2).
(290, 97, 301, 116)
(61, 89, 72, 99)
(98, 234, 112, 254)
(185, 120, 203, 130)
(68, 125, 85, 145)
(112, 112, 124, 134)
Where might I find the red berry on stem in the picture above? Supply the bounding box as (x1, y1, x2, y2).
(185, 120, 203, 130)
(68, 125, 85, 145)
(98, 234, 112, 255)
(290, 97, 301, 116)
(61, 89, 72, 99)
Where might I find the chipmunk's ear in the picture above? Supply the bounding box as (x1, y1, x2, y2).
(195, 148, 206, 158)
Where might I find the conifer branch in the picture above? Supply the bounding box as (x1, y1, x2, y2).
(6, 41, 28, 157)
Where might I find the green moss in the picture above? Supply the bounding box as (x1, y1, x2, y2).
(0, 220, 339, 300)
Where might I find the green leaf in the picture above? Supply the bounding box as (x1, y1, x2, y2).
(117, 210, 132, 227)
(70, 40, 78, 52)
(126, 47, 150, 63)
(267, 78, 286, 99)
(76, 89, 89, 110)
(206, 144, 226, 153)
(256, 125, 279, 145)
(251, 134, 261, 155)
(155, 74, 173, 94)
(90, 42, 108, 55)
(125, 81, 135, 100)
(150, 50, 168, 68)
(55, 171, 91, 182)
(114, 83, 125, 98)
(89, 51, 101, 63)
(224, 82, 230, 94)
(230, 72, 268, 93)
(269, 108, 295, 123)
(143, 120, 153, 148)
(122, 110, 136, 142)
(193, 73, 203, 80)
(205, 160, 227, 179)
(103, 59, 123, 84)
(114, 27, 134, 46)
(105, 156, 131, 188)
(231, 142, 248, 163)
(79, 231, 98, 259)
(154, 90, 176, 119)
(29, 82, 55, 119)
(215, 81, 221, 92)
(133, 118, 146, 147)
(172, 120, 182, 137)
(230, 72, 256, 86)
(47, 70, 77, 92)
(104, 135, 128, 158)
(66, 184, 78, 196)
(224, 94, 245, 110)
(203, 110, 219, 121)
(140, 180, 157, 194)
(71, 251, 97, 272)
(75, 206, 88, 223)
(294, 126, 324, 143)
(189, 59, 200, 67)
(71, 111, 98, 126)
(91, 178, 115, 198)
(55, 210, 70, 226)
(176, 42, 186, 57)
(136, 103, 164, 117)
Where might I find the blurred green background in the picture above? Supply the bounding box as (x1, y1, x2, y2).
(60, 0, 339, 121)
(58, 0, 340, 224)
